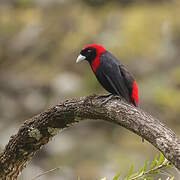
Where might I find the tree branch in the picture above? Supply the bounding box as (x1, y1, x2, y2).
(0, 95, 179, 179)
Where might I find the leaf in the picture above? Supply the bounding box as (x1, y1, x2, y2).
(113, 171, 121, 180)
(142, 160, 149, 172)
(131, 160, 148, 180)
(157, 153, 165, 166)
(150, 154, 158, 169)
(138, 168, 144, 177)
(126, 165, 134, 179)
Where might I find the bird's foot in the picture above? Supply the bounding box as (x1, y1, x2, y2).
(97, 94, 114, 106)
(97, 93, 113, 99)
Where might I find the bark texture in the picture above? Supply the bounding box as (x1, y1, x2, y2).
(0, 95, 179, 179)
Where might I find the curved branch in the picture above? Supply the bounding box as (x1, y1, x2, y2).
(0, 95, 179, 179)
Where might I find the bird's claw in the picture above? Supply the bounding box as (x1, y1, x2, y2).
(98, 94, 114, 106)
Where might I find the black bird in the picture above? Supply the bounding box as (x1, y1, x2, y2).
(76, 44, 139, 107)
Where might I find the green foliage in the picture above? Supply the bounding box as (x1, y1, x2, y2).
(113, 171, 121, 180)
(112, 153, 173, 180)
(150, 155, 158, 169)
(126, 165, 134, 180)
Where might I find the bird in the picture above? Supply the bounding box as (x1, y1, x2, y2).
(76, 44, 139, 107)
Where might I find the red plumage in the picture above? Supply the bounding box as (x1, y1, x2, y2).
(131, 80, 139, 106)
(84, 44, 106, 72)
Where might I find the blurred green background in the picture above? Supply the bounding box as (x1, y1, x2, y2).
(0, 0, 180, 179)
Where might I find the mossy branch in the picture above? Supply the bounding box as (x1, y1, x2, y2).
(0, 95, 179, 179)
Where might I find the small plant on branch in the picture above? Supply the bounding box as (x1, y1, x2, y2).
(113, 153, 174, 180)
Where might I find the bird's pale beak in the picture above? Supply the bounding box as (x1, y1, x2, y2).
(76, 54, 86, 63)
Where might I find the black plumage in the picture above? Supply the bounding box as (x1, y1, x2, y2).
(95, 51, 136, 105)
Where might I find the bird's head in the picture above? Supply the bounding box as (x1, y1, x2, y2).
(76, 44, 106, 64)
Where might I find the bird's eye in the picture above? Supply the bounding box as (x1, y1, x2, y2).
(87, 49, 91, 53)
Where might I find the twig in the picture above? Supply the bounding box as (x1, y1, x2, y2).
(31, 167, 60, 180)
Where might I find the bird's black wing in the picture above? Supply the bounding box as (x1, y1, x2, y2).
(119, 64, 135, 94)
(99, 52, 131, 103)
(119, 64, 138, 106)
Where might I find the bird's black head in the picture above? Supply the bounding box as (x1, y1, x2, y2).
(80, 47, 96, 64)
(76, 44, 106, 65)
